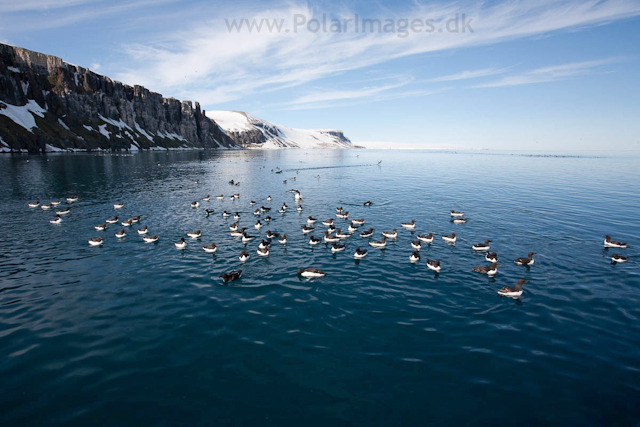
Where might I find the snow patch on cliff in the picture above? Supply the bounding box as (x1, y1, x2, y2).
(0, 100, 46, 132)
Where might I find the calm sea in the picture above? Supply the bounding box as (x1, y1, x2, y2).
(0, 149, 639, 426)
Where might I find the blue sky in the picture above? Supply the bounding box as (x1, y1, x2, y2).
(1, 0, 640, 150)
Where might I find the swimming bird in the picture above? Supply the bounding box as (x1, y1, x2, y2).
(258, 240, 270, 250)
(202, 195, 210, 201)
(322, 219, 334, 227)
(233, 212, 240, 220)
(106, 216, 118, 224)
(191, 201, 199, 208)
(28, 201, 39, 208)
(302, 225, 314, 234)
(354, 247, 368, 259)
(250, 200, 256, 206)
(175, 238, 186, 249)
(230, 228, 246, 237)
(485, 252, 498, 262)
(451, 218, 467, 224)
(472, 262, 499, 276)
(241, 232, 256, 243)
(143, 235, 159, 243)
(514, 252, 536, 266)
(187, 230, 202, 238)
(41, 203, 51, 210)
(255, 220, 261, 230)
(66, 196, 78, 203)
(410, 251, 420, 263)
(382, 229, 397, 239)
(295, 192, 302, 201)
(335, 229, 351, 239)
(261, 206, 272, 212)
(336, 211, 349, 219)
(364, 201, 372, 206)
(229, 223, 238, 232)
(282, 180, 287, 184)
(336, 207, 343, 213)
(220, 269, 242, 283)
(194, 180, 199, 184)
(257, 246, 269, 257)
(297, 205, 303, 212)
(450, 210, 464, 217)
(411, 240, 421, 250)
(331, 242, 346, 253)
(50, 215, 62, 224)
(50, 200, 60, 206)
(324, 232, 340, 243)
(202, 243, 217, 253)
(369, 236, 387, 248)
(88, 237, 103, 246)
(266, 230, 279, 239)
(216, 195, 224, 200)
(611, 254, 628, 263)
(279, 234, 288, 244)
(309, 236, 322, 245)
(121, 219, 133, 227)
(233, 193, 240, 199)
(115, 229, 126, 238)
(348, 222, 358, 233)
(307, 216, 317, 224)
(442, 233, 456, 243)
(327, 225, 336, 233)
(401, 219, 416, 230)
(254, 209, 261, 216)
(264, 216, 272, 222)
(267, 195, 272, 202)
(352, 218, 365, 226)
(223, 211, 231, 217)
(297, 268, 326, 278)
(359, 228, 374, 238)
(498, 279, 528, 298)
(95, 224, 107, 231)
(114, 202, 124, 209)
(278, 208, 286, 214)
(205, 209, 215, 216)
(604, 235, 627, 248)
(472, 240, 491, 251)
(426, 259, 441, 272)
(239, 251, 249, 262)
(137, 226, 148, 235)
(56, 208, 70, 215)
(131, 215, 141, 223)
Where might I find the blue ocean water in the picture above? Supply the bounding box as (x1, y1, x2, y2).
(0, 149, 639, 426)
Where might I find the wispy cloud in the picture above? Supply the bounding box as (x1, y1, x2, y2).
(0, 0, 98, 13)
(426, 67, 511, 82)
(472, 58, 621, 87)
(110, 0, 640, 108)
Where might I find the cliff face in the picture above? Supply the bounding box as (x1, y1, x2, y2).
(206, 110, 353, 149)
(0, 43, 238, 152)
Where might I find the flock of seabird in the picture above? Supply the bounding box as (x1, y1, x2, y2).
(29, 172, 630, 297)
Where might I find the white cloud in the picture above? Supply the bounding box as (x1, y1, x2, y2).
(90, 62, 101, 70)
(472, 58, 621, 87)
(0, 0, 98, 13)
(112, 0, 640, 107)
(426, 67, 511, 82)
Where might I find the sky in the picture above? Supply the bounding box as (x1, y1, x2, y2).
(1, 0, 640, 150)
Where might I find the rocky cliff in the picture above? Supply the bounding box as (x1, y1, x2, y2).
(206, 110, 353, 149)
(0, 43, 238, 153)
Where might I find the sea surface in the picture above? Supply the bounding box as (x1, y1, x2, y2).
(0, 149, 639, 426)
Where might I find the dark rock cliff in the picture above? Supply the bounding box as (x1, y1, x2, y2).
(0, 43, 238, 153)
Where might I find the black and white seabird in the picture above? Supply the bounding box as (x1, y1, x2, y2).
(485, 252, 498, 262)
(137, 225, 148, 235)
(106, 216, 118, 224)
(348, 222, 358, 233)
(451, 218, 467, 224)
(498, 279, 528, 297)
(202, 195, 210, 201)
(324, 232, 340, 243)
(359, 228, 374, 238)
(336, 211, 349, 219)
(267, 195, 272, 202)
(202, 243, 217, 253)
(175, 238, 186, 249)
(450, 210, 464, 217)
(241, 232, 256, 243)
(239, 251, 249, 262)
(266, 230, 279, 239)
(143, 235, 159, 243)
(28, 201, 39, 208)
(279, 234, 288, 244)
(302, 225, 314, 234)
(352, 218, 365, 226)
(611, 254, 628, 263)
(335, 229, 351, 239)
(322, 219, 334, 227)
(309, 236, 322, 245)
(472, 240, 492, 251)
(514, 252, 536, 266)
(66, 196, 79, 203)
(258, 240, 270, 250)
(131, 215, 141, 223)
(220, 269, 242, 283)
(229, 223, 238, 232)
(369, 236, 387, 248)
(264, 216, 272, 222)
(50, 200, 60, 206)
(254, 208, 261, 216)
(411, 240, 421, 250)
(230, 227, 246, 237)
(56, 208, 70, 215)
(50, 215, 62, 224)
(255, 220, 261, 230)
(187, 230, 202, 238)
(472, 262, 499, 276)
(354, 247, 368, 259)
(121, 219, 133, 227)
(191, 201, 199, 208)
(41, 203, 51, 210)
(114, 202, 124, 209)
(364, 201, 372, 206)
(257, 245, 269, 257)
(233, 212, 240, 220)
(88, 237, 103, 246)
(250, 200, 256, 206)
(95, 224, 107, 231)
(409, 251, 420, 263)
(223, 211, 231, 217)
(604, 235, 628, 248)
(206, 209, 215, 216)
(115, 229, 126, 238)
(382, 229, 397, 239)
(307, 216, 317, 224)
(216, 195, 224, 200)
(426, 259, 441, 272)
(401, 219, 416, 230)
(331, 242, 346, 253)
(442, 233, 456, 243)
(416, 233, 433, 243)
(297, 268, 326, 278)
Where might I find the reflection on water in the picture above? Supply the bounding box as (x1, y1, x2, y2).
(0, 149, 639, 425)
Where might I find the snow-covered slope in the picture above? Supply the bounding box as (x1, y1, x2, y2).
(206, 110, 352, 149)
